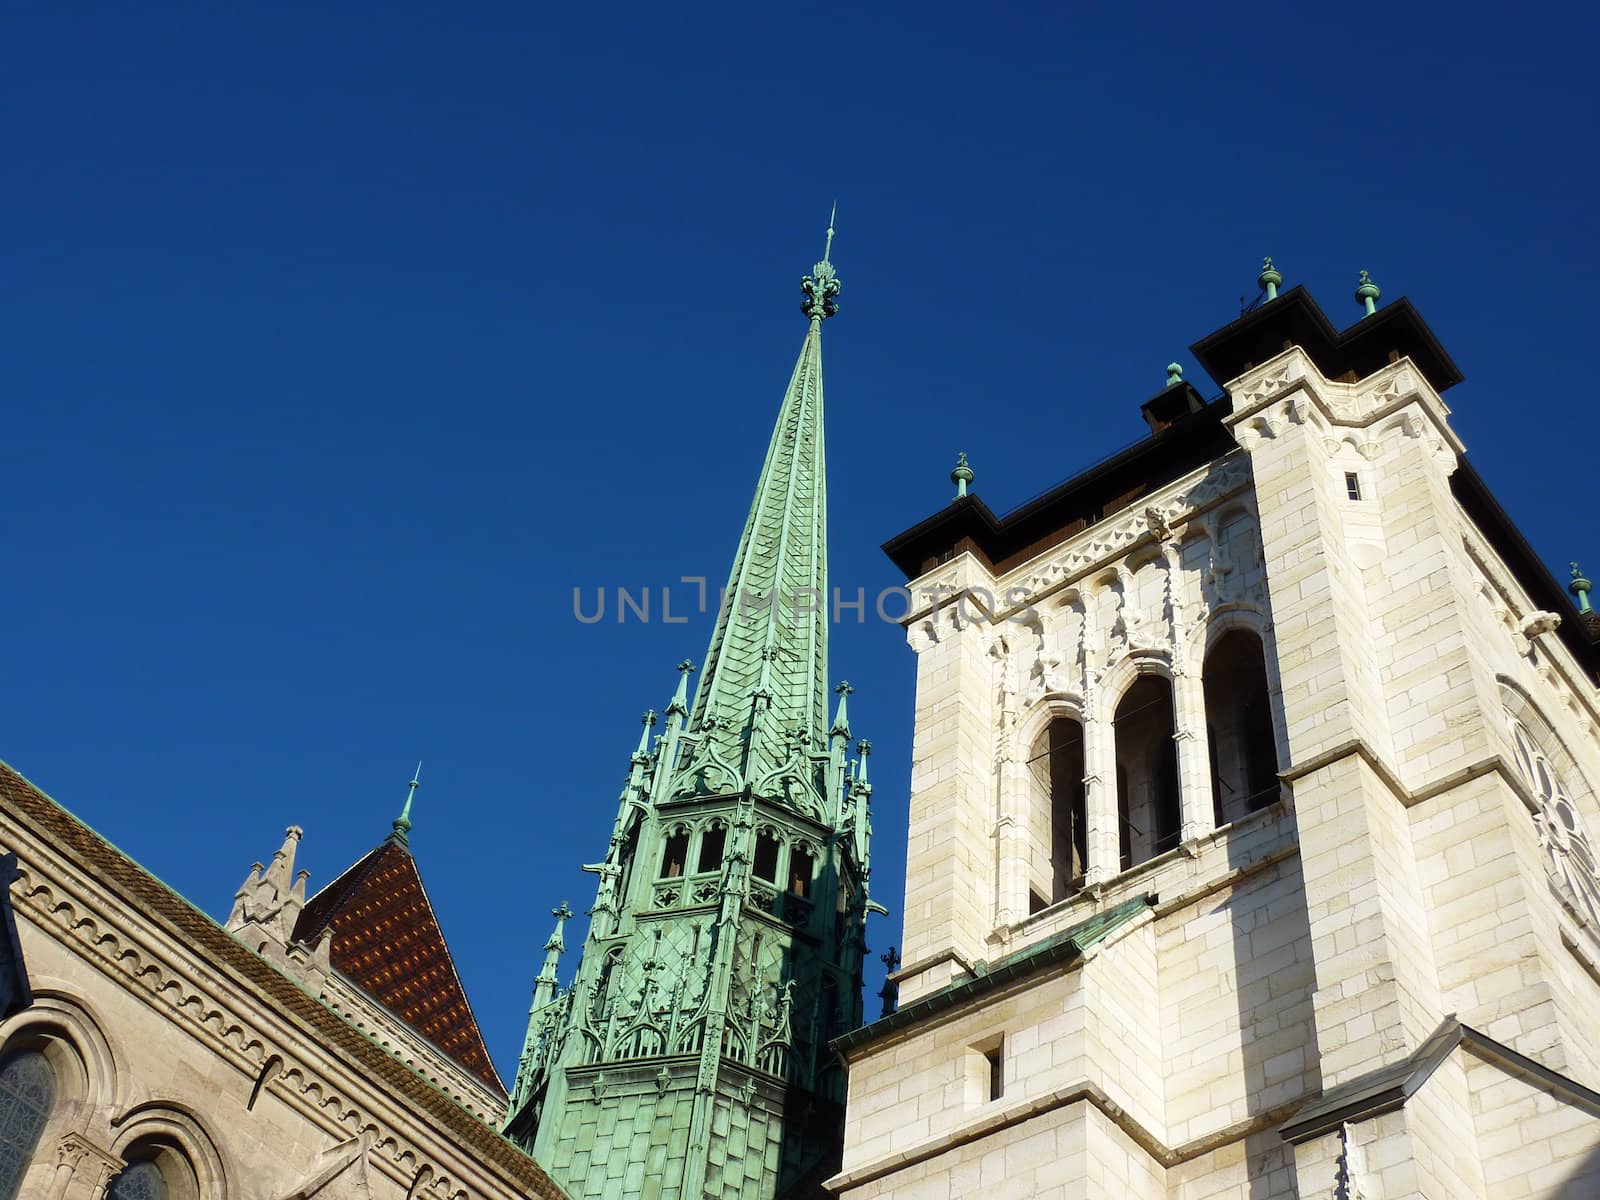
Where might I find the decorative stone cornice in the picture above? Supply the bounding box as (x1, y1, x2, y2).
(1223, 347, 1464, 469)
(900, 456, 1254, 631)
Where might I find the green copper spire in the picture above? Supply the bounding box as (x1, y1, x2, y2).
(679, 214, 839, 798)
(390, 762, 421, 846)
(507, 224, 877, 1200)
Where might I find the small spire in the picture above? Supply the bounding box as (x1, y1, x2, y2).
(391, 762, 421, 845)
(855, 738, 873, 793)
(831, 681, 854, 739)
(1355, 269, 1381, 317)
(1572, 562, 1594, 615)
(823, 201, 837, 266)
(667, 660, 695, 717)
(532, 901, 574, 1010)
(951, 451, 974, 499)
(634, 710, 658, 760)
(1258, 256, 1282, 301)
(1165, 362, 1183, 388)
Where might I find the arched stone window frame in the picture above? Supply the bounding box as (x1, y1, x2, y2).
(1000, 697, 1089, 924)
(1191, 609, 1289, 825)
(0, 988, 119, 1197)
(1100, 652, 1183, 871)
(108, 1101, 230, 1200)
(1499, 681, 1600, 940)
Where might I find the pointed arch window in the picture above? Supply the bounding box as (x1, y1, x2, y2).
(753, 830, 782, 883)
(789, 845, 815, 899)
(1507, 713, 1600, 932)
(659, 828, 690, 879)
(696, 823, 728, 874)
(0, 1050, 55, 1200)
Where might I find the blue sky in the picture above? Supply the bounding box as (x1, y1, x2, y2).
(4, 4, 1596, 1082)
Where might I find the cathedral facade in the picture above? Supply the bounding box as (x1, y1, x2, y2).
(828, 271, 1600, 1197)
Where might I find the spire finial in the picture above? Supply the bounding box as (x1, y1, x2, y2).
(1259, 256, 1282, 301)
(667, 660, 695, 717)
(391, 762, 421, 843)
(801, 209, 841, 323)
(831, 680, 854, 739)
(1572, 562, 1593, 615)
(951, 451, 974, 499)
(1166, 362, 1183, 388)
(1355, 269, 1381, 317)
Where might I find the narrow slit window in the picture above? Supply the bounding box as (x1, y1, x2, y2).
(986, 1040, 1005, 1100)
(1345, 472, 1362, 501)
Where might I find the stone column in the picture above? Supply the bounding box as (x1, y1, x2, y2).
(1081, 706, 1119, 886)
(1172, 666, 1215, 843)
(993, 752, 1032, 927)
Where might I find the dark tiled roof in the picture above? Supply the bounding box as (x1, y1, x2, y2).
(294, 838, 504, 1094)
(0, 762, 563, 1198)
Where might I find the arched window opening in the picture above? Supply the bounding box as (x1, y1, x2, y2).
(659, 829, 689, 879)
(753, 830, 781, 883)
(0, 1049, 55, 1200)
(1026, 717, 1087, 910)
(1204, 630, 1281, 825)
(1114, 675, 1180, 869)
(696, 824, 727, 873)
(107, 1161, 169, 1200)
(789, 846, 815, 899)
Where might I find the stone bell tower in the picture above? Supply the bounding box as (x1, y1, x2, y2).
(504, 217, 879, 1200)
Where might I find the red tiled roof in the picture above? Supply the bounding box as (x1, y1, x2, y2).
(294, 838, 504, 1095)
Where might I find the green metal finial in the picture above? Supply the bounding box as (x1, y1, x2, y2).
(801, 208, 841, 323)
(951, 451, 974, 499)
(856, 738, 873, 792)
(1166, 362, 1183, 388)
(1355, 269, 1381, 317)
(1259, 256, 1282, 301)
(1572, 562, 1594, 614)
(390, 761, 421, 843)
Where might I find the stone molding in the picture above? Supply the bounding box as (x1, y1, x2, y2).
(900, 454, 1255, 630)
(824, 1075, 1307, 1191)
(1222, 348, 1464, 467)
